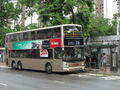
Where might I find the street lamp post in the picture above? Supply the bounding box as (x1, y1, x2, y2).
(117, 17, 120, 72)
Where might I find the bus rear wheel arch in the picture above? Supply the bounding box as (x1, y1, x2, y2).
(45, 63, 52, 74)
(17, 61, 22, 70)
(11, 61, 16, 70)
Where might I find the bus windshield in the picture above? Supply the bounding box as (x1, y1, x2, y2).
(63, 47, 83, 60)
(54, 47, 84, 61)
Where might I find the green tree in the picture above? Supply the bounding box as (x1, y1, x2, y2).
(116, 0, 120, 5)
(0, 27, 14, 46)
(64, 0, 94, 29)
(35, 0, 94, 27)
(17, 0, 37, 25)
(0, 0, 20, 28)
(85, 16, 116, 43)
(0, 0, 20, 46)
(27, 23, 38, 29)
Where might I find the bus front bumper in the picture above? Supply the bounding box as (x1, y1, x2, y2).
(63, 66, 85, 72)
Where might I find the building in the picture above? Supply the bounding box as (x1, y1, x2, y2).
(95, 0, 104, 17)
(95, 0, 118, 19)
(9, 0, 38, 29)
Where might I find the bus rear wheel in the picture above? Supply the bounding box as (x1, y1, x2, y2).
(11, 61, 16, 70)
(46, 64, 52, 74)
(17, 62, 22, 70)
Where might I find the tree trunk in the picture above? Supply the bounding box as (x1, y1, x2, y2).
(70, 8, 75, 23)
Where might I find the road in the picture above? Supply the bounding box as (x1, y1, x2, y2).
(0, 66, 120, 90)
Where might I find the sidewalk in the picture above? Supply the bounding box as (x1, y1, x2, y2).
(86, 68, 120, 76)
(0, 62, 5, 65)
(0, 62, 6, 67)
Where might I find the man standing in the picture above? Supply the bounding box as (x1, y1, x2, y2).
(101, 53, 108, 72)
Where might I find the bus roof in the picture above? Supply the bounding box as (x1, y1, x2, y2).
(6, 24, 81, 35)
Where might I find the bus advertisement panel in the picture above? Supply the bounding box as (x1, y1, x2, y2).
(12, 39, 61, 50)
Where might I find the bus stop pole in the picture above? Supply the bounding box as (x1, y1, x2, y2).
(118, 36, 120, 73)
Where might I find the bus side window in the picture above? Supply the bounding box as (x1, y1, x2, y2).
(30, 31, 36, 40)
(46, 29, 52, 38)
(48, 49, 53, 59)
(53, 28, 61, 38)
(23, 32, 30, 41)
(18, 33, 23, 41)
(54, 48, 62, 59)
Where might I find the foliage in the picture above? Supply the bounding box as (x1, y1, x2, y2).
(15, 23, 38, 31)
(0, 27, 14, 46)
(0, 0, 21, 28)
(0, 0, 21, 46)
(35, 0, 94, 28)
(87, 16, 116, 38)
(17, 0, 36, 16)
(17, 0, 37, 25)
(14, 24, 28, 31)
(116, 0, 120, 5)
(27, 23, 38, 29)
(113, 13, 120, 20)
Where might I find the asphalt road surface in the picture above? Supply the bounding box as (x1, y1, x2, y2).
(0, 66, 120, 90)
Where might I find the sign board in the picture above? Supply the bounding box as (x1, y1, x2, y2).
(42, 40, 49, 49)
(12, 38, 61, 50)
(64, 39, 83, 46)
(12, 40, 42, 50)
(50, 39, 61, 48)
(40, 49, 48, 57)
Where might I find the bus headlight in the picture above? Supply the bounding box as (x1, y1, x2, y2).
(81, 62, 84, 66)
(63, 62, 69, 68)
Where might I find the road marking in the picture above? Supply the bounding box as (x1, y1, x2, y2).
(54, 81, 65, 84)
(101, 76, 120, 80)
(70, 74, 88, 77)
(70, 73, 120, 80)
(70, 73, 104, 77)
(0, 83, 8, 87)
(87, 73, 104, 76)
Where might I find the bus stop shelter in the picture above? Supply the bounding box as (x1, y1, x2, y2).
(84, 44, 118, 72)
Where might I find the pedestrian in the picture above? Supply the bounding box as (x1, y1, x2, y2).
(101, 53, 108, 72)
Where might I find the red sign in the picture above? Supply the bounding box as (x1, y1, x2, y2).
(71, 63, 80, 67)
(50, 39, 61, 48)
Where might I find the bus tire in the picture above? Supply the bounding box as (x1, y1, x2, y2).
(17, 61, 22, 70)
(6, 59, 8, 65)
(46, 63, 52, 74)
(11, 61, 16, 70)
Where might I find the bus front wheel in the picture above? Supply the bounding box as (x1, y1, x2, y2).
(46, 63, 52, 74)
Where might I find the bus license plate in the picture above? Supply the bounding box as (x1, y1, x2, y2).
(71, 63, 80, 67)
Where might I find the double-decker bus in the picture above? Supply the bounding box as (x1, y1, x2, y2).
(5, 24, 85, 73)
